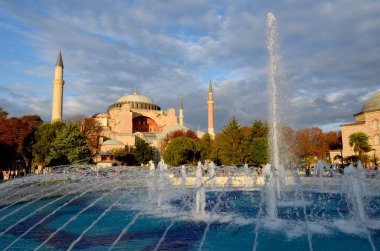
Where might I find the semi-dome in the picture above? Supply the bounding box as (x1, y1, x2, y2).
(362, 91, 380, 113)
(117, 93, 153, 104)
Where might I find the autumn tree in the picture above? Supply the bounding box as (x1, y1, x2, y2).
(0, 115, 42, 171)
(324, 131, 342, 150)
(0, 107, 8, 120)
(295, 127, 329, 159)
(78, 117, 103, 154)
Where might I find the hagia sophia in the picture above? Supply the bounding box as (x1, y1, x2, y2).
(51, 51, 215, 164)
(51, 51, 380, 164)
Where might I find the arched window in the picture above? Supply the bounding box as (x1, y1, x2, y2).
(133, 116, 159, 133)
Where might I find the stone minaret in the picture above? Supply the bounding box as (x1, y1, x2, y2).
(207, 80, 215, 138)
(179, 97, 184, 126)
(51, 50, 64, 122)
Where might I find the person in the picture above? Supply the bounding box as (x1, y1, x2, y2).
(305, 166, 310, 177)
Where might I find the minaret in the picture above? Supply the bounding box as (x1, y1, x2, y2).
(179, 97, 184, 126)
(207, 80, 215, 138)
(51, 50, 64, 122)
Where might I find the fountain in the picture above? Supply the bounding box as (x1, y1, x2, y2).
(194, 162, 206, 217)
(0, 12, 379, 251)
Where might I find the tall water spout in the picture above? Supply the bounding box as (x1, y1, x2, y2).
(194, 162, 206, 216)
(157, 161, 168, 208)
(263, 164, 277, 220)
(267, 12, 284, 199)
(344, 163, 367, 223)
(148, 162, 156, 200)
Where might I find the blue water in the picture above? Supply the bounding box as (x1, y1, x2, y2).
(0, 190, 379, 250)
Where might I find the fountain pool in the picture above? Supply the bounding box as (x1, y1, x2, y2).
(0, 165, 379, 251)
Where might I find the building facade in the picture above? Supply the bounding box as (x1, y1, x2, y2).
(340, 91, 380, 160)
(93, 89, 181, 153)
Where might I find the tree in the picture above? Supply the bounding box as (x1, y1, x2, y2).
(0, 107, 8, 120)
(163, 137, 201, 166)
(200, 133, 213, 161)
(134, 139, 154, 165)
(295, 127, 329, 159)
(78, 117, 103, 154)
(33, 122, 65, 166)
(48, 123, 93, 166)
(250, 120, 268, 138)
(0, 142, 14, 170)
(0, 115, 42, 171)
(349, 132, 371, 160)
(218, 118, 246, 165)
(158, 129, 198, 154)
(250, 137, 269, 165)
(112, 148, 136, 165)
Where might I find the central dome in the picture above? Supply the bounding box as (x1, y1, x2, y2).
(117, 92, 153, 104)
(362, 91, 380, 113)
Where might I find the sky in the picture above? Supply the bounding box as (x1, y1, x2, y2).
(0, 0, 380, 133)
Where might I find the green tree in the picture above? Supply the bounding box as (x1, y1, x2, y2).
(163, 136, 201, 166)
(200, 133, 213, 161)
(349, 132, 372, 160)
(249, 137, 269, 165)
(250, 120, 268, 138)
(218, 118, 246, 165)
(112, 148, 136, 165)
(48, 123, 93, 165)
(134, 139, 154, 165)
(33, 122, 65, 166)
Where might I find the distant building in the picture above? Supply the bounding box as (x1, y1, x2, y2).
(50, 51, 216, 164)
(93, 88, 181, 152)
(340, 91, 380, 159)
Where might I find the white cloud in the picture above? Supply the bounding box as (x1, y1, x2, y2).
(0, 0, 379, 131)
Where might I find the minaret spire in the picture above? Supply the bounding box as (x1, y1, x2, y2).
(179, 97, 184, 126)
(133, 85, 137, 94)
(207, 80, 215, 138)
(51, 50, 65, 122)
(56, 49, 64, 68)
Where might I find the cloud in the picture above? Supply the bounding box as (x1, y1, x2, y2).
(0, 0, 379, 132)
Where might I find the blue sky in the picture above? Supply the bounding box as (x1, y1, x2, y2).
(1, 0, 380, 132)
